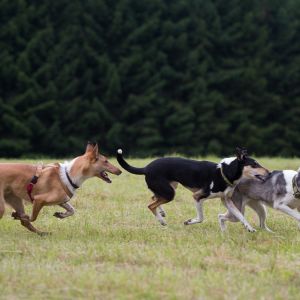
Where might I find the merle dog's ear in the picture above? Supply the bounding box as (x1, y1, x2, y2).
(236, 147, 248, 161)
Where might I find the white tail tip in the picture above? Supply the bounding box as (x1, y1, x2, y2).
(117, 149, 123, 155)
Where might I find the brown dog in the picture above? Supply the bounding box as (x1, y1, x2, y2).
(0, 142, 121, 235)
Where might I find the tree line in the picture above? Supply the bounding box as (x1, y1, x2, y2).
(0, 0, 299, 157)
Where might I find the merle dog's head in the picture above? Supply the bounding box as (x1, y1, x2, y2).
(220, 147, 269, 184)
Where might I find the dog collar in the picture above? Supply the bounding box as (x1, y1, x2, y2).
(26, 163, 43, 202)
(220, 166, 234, 187)
(292, 174, 300, 198)
(58, 163, 79, 197)
(65, 169, 79, 189)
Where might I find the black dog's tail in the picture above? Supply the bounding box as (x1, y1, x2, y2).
(116, 149, 146, 175)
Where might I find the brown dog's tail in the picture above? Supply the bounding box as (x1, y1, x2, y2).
(116, 149, 146, 175)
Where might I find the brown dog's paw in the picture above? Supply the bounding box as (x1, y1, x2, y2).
(11, 212, 20, 220)
(37, 231, 51, 237)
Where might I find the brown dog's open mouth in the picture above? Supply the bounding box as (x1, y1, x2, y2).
(99, 171, 112, 183)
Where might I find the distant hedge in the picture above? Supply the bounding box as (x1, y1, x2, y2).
(1, 0, 299, 157)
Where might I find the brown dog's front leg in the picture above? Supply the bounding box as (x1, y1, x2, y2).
(53, 202, 75, 219)
(30, 198, 44, 222)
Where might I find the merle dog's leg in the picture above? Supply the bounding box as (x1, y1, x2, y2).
(273, 202, 300, 228)
(218, 210, 240, 231)
(218, 196, 245, 231)
(223, 188, 257, 232)
(224, 197, 256, 232)
(54, 202, 75, 219)
(247, 200, 273, 232)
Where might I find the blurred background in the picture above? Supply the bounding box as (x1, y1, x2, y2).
(0, 0, 299, 157)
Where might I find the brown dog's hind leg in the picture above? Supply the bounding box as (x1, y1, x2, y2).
(6, 195, 47, 235)
(20, 215, 47, 235)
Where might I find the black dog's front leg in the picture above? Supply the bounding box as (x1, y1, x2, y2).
(184, 189, 210, 225)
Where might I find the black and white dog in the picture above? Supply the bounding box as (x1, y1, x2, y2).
(116, 148, 269, 226)
(221, 168, 300, 232)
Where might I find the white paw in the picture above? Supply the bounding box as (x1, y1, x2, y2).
(158, 219, 167, 226)
(218, 216, 226, 232)
(245, 224, 256, 232)
(156, 214, 167, 226)
(264, 226, 274, 233)
(184, 218, 203, 225)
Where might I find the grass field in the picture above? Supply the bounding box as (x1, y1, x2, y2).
(1, 157, 300, 299)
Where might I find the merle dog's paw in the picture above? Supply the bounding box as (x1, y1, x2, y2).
(184, 219, 191, 225)
(245, 224, 256, 233)
(184, 218, 202, 225)
(53, 212, 65, 219)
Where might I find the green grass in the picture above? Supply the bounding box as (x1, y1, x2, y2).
(1, 157, 300, 299)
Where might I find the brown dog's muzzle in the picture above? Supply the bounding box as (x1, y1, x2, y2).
(99, 163, 122, 183)
(108, 164, 122, 175)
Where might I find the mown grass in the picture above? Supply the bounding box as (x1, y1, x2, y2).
(1, 157, 300, 299)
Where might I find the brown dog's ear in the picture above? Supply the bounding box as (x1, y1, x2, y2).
(85, 141, 97, 153)
(92, 143, 99, 157)
(236, 147, 248, 161)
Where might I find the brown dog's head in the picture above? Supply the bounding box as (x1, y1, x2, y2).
(72, 142, 122, 183)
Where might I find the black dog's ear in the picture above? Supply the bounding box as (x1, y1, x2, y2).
(236, 147, 248, 161)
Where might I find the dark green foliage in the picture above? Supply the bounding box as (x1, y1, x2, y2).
(0, 0, 299, 157)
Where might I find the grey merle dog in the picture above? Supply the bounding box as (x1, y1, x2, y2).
(220, 168, 300, 232)
(116, 148, 269, 226)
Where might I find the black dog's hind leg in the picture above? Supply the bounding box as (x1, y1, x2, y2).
(146, 177, 175, 226)
(156, 181, 178, 218)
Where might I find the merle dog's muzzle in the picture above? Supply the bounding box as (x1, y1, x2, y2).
(255, 172, 271, 182)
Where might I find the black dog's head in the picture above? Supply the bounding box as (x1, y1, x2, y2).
(235, 147, 270, 181)
(220, 147, 270, 184)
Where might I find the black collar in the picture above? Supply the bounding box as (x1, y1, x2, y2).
(65, 169, 79, 189)
(292, 174, 300, 198)
(220, 165, 234, 187)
